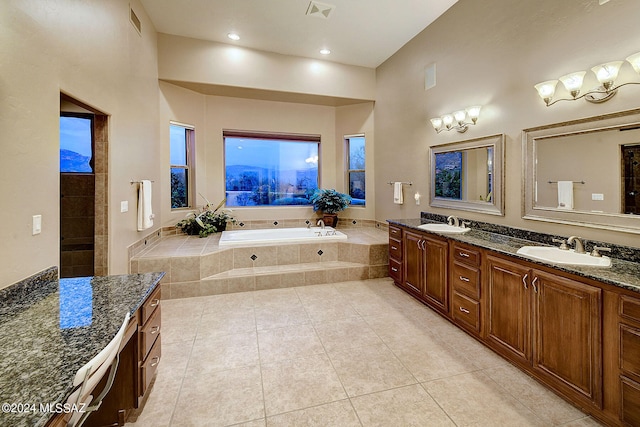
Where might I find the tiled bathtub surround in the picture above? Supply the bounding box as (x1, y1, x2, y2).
(131, 228, 389, 299)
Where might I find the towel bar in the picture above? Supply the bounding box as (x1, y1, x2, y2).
(387, 181, 412, 186)
(547, 180, 585, 184)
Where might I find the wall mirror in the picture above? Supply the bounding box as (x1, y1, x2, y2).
(523, 108, 640, 234)
(429, 133, 505, 216)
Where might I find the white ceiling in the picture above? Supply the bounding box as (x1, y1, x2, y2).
(139, 0, 458, 68)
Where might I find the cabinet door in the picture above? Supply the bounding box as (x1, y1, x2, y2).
(532, 270, 602, 407)
(486, 255, 531, 365)
(423, 236, 449, 314)
(403, 231, 424, 296)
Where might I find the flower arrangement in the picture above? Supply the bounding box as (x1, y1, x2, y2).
(176, 196, 236, 237)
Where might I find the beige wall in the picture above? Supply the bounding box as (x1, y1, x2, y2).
(0, 0, 161, 290)
(374, 0, 640, 247)
(157, 33, 376, 101)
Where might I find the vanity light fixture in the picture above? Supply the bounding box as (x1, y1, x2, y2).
(535, 52, 640, 106)
(227, 33, 240, 41)
(430, 106, 481, 133)
(319, 48, 331, 55)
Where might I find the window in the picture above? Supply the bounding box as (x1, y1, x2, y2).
(60, 114, 94, 173)
(170, 123, 195, 209)
(346, 135, 365, 205)
(224, 131, 320, 207)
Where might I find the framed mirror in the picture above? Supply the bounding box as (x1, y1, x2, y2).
(429, 133, 505, 216)
(523, 108, 640, 234)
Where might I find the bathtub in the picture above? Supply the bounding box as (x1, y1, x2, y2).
(219, 227, 347, 247)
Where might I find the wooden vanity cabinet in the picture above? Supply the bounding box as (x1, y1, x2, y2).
(619, 295, 640, 426)
(388, 225, 403, 285)
(450, 242, 482, 336)
(402, 229, 449, 315)
(486, 253, 603, 409)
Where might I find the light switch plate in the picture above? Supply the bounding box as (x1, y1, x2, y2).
(32, 215, 42, 235)
(121, 201, 129, 212)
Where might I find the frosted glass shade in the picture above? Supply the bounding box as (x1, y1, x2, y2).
(466, 106, 481, 120)
(591, 61, 623, 85)
(626, 52, 640, 74)
(442, 115, 454, 126)
(430, 117, 443, 130)
(453, 110, 466, 122)
(534, 80, 558, 102)
(559, 71, 586, 93)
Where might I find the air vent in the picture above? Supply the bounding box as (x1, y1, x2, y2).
(305, 1, 335, 19)
(130, 6, 141, 35)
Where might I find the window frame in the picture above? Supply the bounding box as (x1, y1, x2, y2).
(345, 133, 366, 207)
(170, 121, 195, 210)
(223, 130, 321, 208)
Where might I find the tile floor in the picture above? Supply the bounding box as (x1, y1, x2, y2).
(126, 278, 603, 427)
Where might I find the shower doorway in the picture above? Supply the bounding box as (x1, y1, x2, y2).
(59, 94, 109, 277)
(622, 144, 640, 215)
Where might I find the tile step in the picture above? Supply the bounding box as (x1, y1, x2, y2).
(202, 261, 365, 280)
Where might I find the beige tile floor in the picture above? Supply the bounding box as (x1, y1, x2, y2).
(126, 278, 604, 427)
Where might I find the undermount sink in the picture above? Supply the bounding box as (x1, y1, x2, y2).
(516, 246, 611, 267)
(418, 223, 471, 234)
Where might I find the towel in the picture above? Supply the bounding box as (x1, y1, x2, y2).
(137, 180, 154, 231)
(393, 182, 404, 205)
(557, 181, 574, 210)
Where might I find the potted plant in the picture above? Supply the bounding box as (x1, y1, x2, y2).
(309, 188, 352, 227)
(176, 197, 236, 237)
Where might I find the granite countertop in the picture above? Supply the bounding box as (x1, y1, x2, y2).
(0, 271, 164, 427)
(388, 218, 640, 294)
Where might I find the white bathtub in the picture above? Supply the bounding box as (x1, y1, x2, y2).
(219, 227, 348, 247)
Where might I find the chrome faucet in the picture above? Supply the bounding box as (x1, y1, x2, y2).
(317, 219, 325, 229)
(567, 236, 586, 254)
(447, 215, 460, 227)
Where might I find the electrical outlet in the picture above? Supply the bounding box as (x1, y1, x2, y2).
(121, 201, 129, 212)
(591, 193, 604, 201)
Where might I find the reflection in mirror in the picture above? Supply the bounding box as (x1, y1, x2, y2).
(523, 108, 640, 234)
(430, 134, 504, 216)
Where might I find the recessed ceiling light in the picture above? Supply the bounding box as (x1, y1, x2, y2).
(320, 48, 331, 55)
(227, 33, 240, 41)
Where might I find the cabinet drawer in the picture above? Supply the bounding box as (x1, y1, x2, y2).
(389, 226, 402, 240)
(140, 336, 161, 398)
(621, 375, 640, 427)
(452, 243, 481, 266)
(389, 258, 402, 282)
(621, 295, 640, 324)
(389, 238, 402, 260)
(452, 261, 480, 299)
(140, 306, 161, 361)
(452, 291, 480, 333)
(141, 286, 161, 326)
(621, 324, 640, 379)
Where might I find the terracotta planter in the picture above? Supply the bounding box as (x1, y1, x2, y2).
(322, 213, 339, 227)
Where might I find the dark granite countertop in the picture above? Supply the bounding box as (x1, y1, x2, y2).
(0, 271, 164, 427)
(388, 218, 640, 294)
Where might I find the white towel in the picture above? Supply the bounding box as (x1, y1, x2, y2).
(137, 180, 154, 231)
(557, 181, 574, 210)
(393, 182, 404, 205)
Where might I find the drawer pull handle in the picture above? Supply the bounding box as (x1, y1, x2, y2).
(150, 356, 160, 367)
(150, 325, 160, 334)
(391, 267, 398, 272)
(150, 299, 160, 307)
(459, 252, 470, 258)
(391, 246, 398, 250)
(459, 307, 470, 314)
(459, 276, 470, 282)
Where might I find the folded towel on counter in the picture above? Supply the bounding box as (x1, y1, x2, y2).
(137, 180, 155, 231)
(393, 182, 404, 204)
(557, 181, 574, 210)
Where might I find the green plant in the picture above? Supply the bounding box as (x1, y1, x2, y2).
(309, 189, 352, 214)
(176, 197, 236, 237)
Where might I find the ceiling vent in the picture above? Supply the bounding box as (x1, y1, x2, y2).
(130, 6, 142, 35)
(305, 1, 335, 19)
